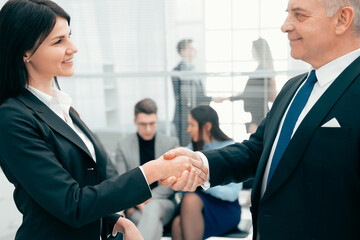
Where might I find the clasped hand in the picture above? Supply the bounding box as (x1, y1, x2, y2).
(159, 147, 208, 191)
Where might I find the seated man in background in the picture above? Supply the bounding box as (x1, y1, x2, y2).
(114, 98, 179, 240)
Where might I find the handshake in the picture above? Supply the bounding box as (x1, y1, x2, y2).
(141, 147, 209, 191)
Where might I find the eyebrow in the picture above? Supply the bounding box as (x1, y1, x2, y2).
(50, 29, 72, 41)
(50, 35, 65, 41)
(288, 7, 308, 12)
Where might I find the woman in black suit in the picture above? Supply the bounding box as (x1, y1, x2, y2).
(0, 1, 206, 239)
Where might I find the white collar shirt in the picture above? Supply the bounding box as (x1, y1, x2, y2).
(261, 48, 360, 196)
(27, 86, 96, 162)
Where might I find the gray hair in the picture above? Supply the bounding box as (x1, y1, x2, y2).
(318, 0, 360, 36)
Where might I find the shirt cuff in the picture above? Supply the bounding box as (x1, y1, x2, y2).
(195, 151, 210, 190)
(139, 166, 152, 191)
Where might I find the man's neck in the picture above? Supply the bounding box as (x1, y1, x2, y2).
(137, 133, 155, 142)
(311, 36, 360, 69)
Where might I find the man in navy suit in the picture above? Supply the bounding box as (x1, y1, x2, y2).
(163, 0, 360, 239)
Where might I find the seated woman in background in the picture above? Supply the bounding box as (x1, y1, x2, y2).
(171, 105, 243, 240)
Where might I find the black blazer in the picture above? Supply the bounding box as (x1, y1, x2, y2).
(204, 56, 360, 240)
(0, 90, 152, 240)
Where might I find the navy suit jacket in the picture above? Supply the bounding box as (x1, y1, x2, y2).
(204, 56, 360, 240)
(0, 90, 152, 240)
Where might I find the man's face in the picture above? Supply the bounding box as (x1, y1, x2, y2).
(135, 113, 158, 140)
(180, 42, 197, 63)
(281, 0, 338, 68)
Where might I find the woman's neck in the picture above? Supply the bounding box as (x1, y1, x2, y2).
(28, 78, 54, 96)
(203, 134, 214, 144)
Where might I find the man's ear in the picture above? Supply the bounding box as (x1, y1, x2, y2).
(334, 6, 355, 35)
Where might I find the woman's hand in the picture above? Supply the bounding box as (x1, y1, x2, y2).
(113, 216, 144, 240)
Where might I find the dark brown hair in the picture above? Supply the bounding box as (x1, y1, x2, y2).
(0, 0, 70, 104)
(190, 105, 231, 151)
(134, 98, 158, 117)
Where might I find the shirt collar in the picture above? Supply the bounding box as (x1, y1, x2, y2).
(27, 86, 72, 118)
(315, 48, 360, 88)
(53, 87, 72, 113)
(27, 85, 53, 107)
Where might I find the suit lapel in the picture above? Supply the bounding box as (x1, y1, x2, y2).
(251, 73, 308, 203)
(70, 111, 105, 161)
(155, 133, 164, 159)
(262, 56, 360, 201)
(130, 134, 140, 168)
(17, 90, 93, 160)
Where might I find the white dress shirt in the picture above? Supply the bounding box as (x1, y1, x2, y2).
(199, 48, 360, 194)
(28, 86, 151, 190)
(27, 86, 97, 162)
(260, 48, 360, 196)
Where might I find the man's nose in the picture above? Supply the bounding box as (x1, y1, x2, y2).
(281, 15, 294, 33)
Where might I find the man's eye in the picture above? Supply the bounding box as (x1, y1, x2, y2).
(295, 12, 307, 19)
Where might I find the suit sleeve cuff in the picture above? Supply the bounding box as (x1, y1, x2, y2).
(195, 151, 210, 190)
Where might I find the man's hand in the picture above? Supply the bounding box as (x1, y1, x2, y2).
(136, 198, 151, 211)
(160, 147, 209, 191)
(163, 147, 202, 162)
(212, 96, 227, 103)
(141, 147, 208, 191)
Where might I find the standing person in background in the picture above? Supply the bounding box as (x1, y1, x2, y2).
(171, 105, 243, 240)
(115, 98, 179, 240)
(163, 0, 360, 239)
(0, 1, 207, 239)
(229, 38, 277, 133)
(172, 39, 225, 146)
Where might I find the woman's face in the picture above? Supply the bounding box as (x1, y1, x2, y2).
(25, 17, 78, 83)
(187, 114, 199, 142)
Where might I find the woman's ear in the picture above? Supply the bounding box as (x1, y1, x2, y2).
(204, 122, 212, 132)
(23, 52, 31, 63)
